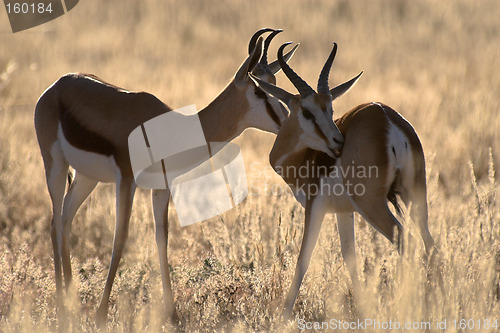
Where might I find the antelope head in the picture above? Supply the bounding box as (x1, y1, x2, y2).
(251, 42, 362, 158)
(232, 28, 299, 134)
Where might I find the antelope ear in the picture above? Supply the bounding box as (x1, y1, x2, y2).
(234, 37, 264, 90)
(249, 73, 294, 106)
(330, 71, 363, 101)
(268, 43, 299, 75)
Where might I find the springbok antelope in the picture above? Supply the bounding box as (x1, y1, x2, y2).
(252, 42, 436, 318)
(34, 28, 297, 326)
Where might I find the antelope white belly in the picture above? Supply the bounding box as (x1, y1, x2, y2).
(57, 124, 118, 183)
(321, 158, 355, 213)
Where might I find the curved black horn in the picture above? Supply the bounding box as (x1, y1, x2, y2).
(260, 29, 283, 66)
(317, 42, 338, 95)
(248, 28, 274, 54)
(278, 42, 315, 97)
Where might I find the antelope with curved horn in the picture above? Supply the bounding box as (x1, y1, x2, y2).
(252, 42, 435, 318)
(34, 28, 296, 326)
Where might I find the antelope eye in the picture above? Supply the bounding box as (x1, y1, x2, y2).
(302, 109, 314, 120)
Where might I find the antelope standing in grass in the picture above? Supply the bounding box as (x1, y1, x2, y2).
(34, 28, 297, 327)
(252, 42, 436, 318)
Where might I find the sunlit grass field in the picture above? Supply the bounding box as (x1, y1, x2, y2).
(0, 1, 499, 331)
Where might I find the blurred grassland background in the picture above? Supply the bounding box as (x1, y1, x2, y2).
(0, 0, 499, 332)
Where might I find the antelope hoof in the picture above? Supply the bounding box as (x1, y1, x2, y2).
(95, 306, 108, 330)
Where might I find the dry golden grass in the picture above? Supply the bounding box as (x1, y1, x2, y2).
(0, 0, 499, 332)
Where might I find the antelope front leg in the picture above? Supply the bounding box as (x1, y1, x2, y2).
(336, 212, 361, 292)
(152, 189, 180, 324)
(337, 211, 368, 318)
(283, 196, 327, 319)
(95, 177, 136, 328)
